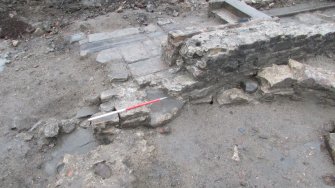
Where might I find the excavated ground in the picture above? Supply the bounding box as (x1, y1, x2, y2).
(0, 0, 335, 187)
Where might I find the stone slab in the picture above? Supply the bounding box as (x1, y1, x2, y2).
(210, 0, 271, 19)
(96, 48, 123, 63)
(88, 27, 141, 43)
(118, 42, 151, 63)
(142, 39, 161, 57)
(263, 2, 335, 17)
(128, 57, 168, 77)
(106, 62, 129, 82)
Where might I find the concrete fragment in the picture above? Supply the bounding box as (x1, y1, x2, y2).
(217, 88, 252, 105)
(44, 119, 60, 138)
(60, 119, 79, 134)
(76, 106, 99, 119)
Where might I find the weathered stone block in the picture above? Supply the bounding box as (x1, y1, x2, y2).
(216, 88, 252, 105)
(106, 62, 129, 82)
(100, 88, 125, 103)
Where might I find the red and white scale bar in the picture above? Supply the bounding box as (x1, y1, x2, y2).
(88, 97, 168, 121)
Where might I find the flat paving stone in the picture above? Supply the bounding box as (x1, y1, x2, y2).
(142, 39, 161, 57)
(96, 48, 123, 63)
(119, 42, 151, 63)
(128, 57, 168, 77)
(106, 62, 129, 82)
(88, 27, 141, 43)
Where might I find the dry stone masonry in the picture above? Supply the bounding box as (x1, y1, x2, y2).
(69, 16, 335, 131)
(163, 20, 335, 84)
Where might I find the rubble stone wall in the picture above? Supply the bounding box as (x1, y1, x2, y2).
(163, 20, 335, 83)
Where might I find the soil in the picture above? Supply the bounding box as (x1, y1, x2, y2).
(0, 0, 334, 187)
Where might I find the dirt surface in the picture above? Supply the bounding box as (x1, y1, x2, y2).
(0, 0, 335, 187)
(143, 100, 335, 187)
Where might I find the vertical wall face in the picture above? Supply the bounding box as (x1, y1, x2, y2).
(163, 20, 335, 83)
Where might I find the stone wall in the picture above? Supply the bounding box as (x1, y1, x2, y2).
(162, 20, 335, 83)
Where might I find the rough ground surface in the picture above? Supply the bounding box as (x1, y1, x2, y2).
(1, 0, 335, 187)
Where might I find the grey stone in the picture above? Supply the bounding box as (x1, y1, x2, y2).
(84, 94, 101, 106)
(191, 95, 213, 105)
(241, 79, 259, 93)
(161, 73, 202, 95)
(60, 119, 79, 134)
(44, 119, 60, 138)
(91, 112, 119, 128)
(146, 89, 184, 127)
(76, 106, 99, 119)
(67, 33, 85, 44)
(116, 98, 150, 128)
(325, 133, 335, 163)
(96, 48, 123, 64)
(16, 132, 34, 141)
(258, 59, 335, 97)
(128, 57, 168, 77)
(93, 161, 112, 179)
(119, 42, 150, 63)
(106, 62, 129, 82)
(134, 70, 170, 88)
(142, 39, 161, 57)
(120, 115, 150, 128)
(100, 88, 124, 103)
(87, 27, 140, 43)
(0, 58, 10, 72)
(100, 102, 115, 112)
(257, 64, 295, 88)
(185, 86, 216, 100)
(217, 88, 252, 105)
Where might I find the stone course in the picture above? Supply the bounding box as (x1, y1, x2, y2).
(163, 20, 335, 84)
